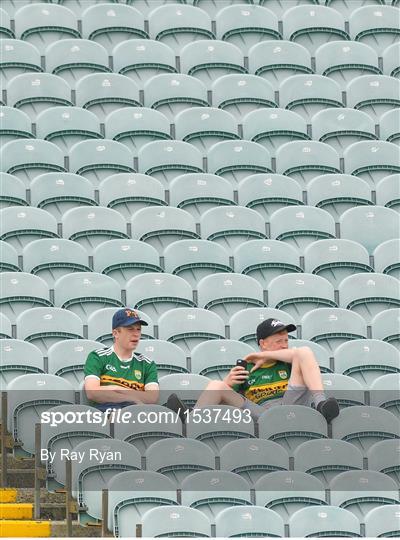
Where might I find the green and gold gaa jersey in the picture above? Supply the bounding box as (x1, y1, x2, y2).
(233, 361, 291, 405)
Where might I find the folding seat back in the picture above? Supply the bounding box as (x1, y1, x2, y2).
(370, 374, 400, 418)
(194, 0, 256, 19)
(0, 106, 32, 146)
(137, 340, 188, 377)
(382, 42, 400, 77)
(344, 141, 400, 186)
(259, 0, 318, 20)
(0, 240, 19, 272)
(191, 339, 254, 380)
(127, 0, 188, 17)
(158, 373, 210, 408)
(367, 439, 400, 484)
(371, 308, 400, 348)
(0, 173, 27, 210)
(349, 5, 400, 54)
(0, 7, 13, 38)
(374, 239, 400, 280)
(0, 313, 12, 339)
(47, 339, 100, 389)
(142, 506, 212, 537)
(364, 504, 400, 538)
(0, 339, 44, 388)
(87, 307, 153, 345)
(289, 506, 361, 538)
(346, 75, 400, 121)
(216, 506, 285, 538)
(0, 39, 42, 86)
(322, 373, 365, 408)
(379, 109, 400, 145)
(0, 272, 51, 323)
(58, 0, 117, 17)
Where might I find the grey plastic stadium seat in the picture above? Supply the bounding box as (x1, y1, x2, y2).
(216, 506, 285, 538)
(365, 504, 400, 538)
(23, 238, 90, 288)
(0, 107, 32, 146)
(248, 40, 312, 91)
(1, 139, 65, 186)
(233, 240, 301, 287)
(307, 175, 373, 221)
(113, 39, 176, 89)
(158, 308, 225, 355)
(270, 205, 336, 251)
(82, 4, 147, 53)
(315, 41, 380, 90)
(370, 374, 400, 418)
(0, 313, 12, 339)
(382, 42, 400, 77)
(142, 506, 211, 537)
(216, 5, 280, 54)
(87, 307, 153, 345)
(371, 309, 400, 348)
(69, 140, 134, 187)
(145, 438, 215, 486)
(0, 7, 13, 38)
(197, 273, 265, 322)
(0, 340, 44, 388)
(36, 107, 102, 153)
(289, 506, 361, 537)
(283, 5, 348, 55)
(14, 4, 79, 54)
(148, 4, 214, 54)
(346, 75, 400, 122)
(47, 339, 100, 389)
(0, 40, 42, 86)
(330, 470, 399, 521)
(326, 0, 385, 17)
(7, 374, 75, 456)
(57, 0, 116, 18)
(191, 339, 254, 380)
(331, 405, 400, 454)
(322, 373, 365, 408)
(30, 173, 96, 222)
(128, 0, 188, 17)
(344, 141, 400, 186)
(16, 307, 82, 354)
(367, 440, 400, 484)
(259, 0, 318, 20)
(158, 373, 210, 408)
(163, 240, 232, 288)
(279, 75, 343, 121)
(107, 470, 178, 538)
(137, 340, 188, 377)
(126, 273, 195, 323)
(181, 471, 251, 522)
(290, 340, 332, 373)
(211, 74, 277, 119)
(301, 308, 367, 354)
(194, 0, 255, 19)
(138, 140, 204, 186)
(0, 173, 27, 210)
(54, 272, 122, 321)
(380, 109, 400, 145)
(374, 239, 400, 279)
(0, 241, 19, 272)
(6, 73, 72, 121)
(340, 206, 400, 252)
(349, 5, 400, 54)
(220, 439, 289, 485)
(72, 438, 141, 524)
(255, 471, 326, 521)
(268, 273, 336, 320)
(105, 108, 171, 156)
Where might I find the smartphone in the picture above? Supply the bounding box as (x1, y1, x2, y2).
(236, 359, 248, 370)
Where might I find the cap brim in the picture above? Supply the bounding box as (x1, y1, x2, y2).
(270, 323, 297, 335)
(120, 318, 149, 327)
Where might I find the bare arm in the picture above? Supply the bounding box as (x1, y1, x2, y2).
(84, 378, 159, 404)
(244, 348, 297, 372)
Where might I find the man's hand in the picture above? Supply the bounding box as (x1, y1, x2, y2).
(244, 351, 272, 373)
(223, 365, 249, 387)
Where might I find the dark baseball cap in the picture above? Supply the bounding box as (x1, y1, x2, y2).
(256, 318, 296, 343)
(112, 308, 148, 330)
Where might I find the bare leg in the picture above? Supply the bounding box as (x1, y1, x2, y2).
(195, 380, 245, 408)
(288, 347, 324, 391)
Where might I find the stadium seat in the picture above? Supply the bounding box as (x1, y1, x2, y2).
(113, 39, 176, 89)
(374, 239, 400, 279)
(127, 0, 188, 18)
(211, 74, 277, 119)
(81, 4, 147, 53)
(371, 308, 400, 348)
(51, 0, 116, 17)
(14, 4, 79, 54)
(142, 506, 211, 538)
(322, 373, 365, 408)
(346, 75, 400, 122)
(36, 107, 102, 153)
(87, 307, 153, 345)
(54, 272, 122, 321)
(6, 73, 72, 120)
(158, 308, 225, 355)
(325, 0, 385, 17)
(216, 5, 281, 54)
(47, 339, 100, 389)
(158, 373, 210, 408)
(105, 108, 171, 156)
(367, 440, 400, 484)
(163, 240, 232, 288)
(0, 241, 19, 272)
(23, 238, 90, 288)
(255, 471, 326, 521)
(248, 40, 312, 90)
(340, 206, 400, 253)
(0, 39, 42, 86)
(275, 141, 341, 185)
(16, 307, 83, 354)
(344, 141, 400, 186)
(220, 439, 289, 484)
(270, 206, 336, 251)
(201, 206, 266, 250)
(259, 0, 318, 20)
(268, 273, 336, 320)
(307, 175, 373, 221)
(191, 339, 254, 380)
(0, 7, 14, 38)
(75, 74, 141, 121)
(364, 505, 400, 538)
(369, 374, 400, 418)
(0, 107, 33, 146)
(279, 75, 343, 121)
(283, 5, 348, 55)
(216, 506, 285, 538)
(207, 141, 272, 185)
(0, 173, 27, 210)
(137, 340, 188, 377)
(69, 140, 134, 187)
(315, 41, 380, 90)
(30, 173, 96, 222)
(380, 109, 400, 145)
(181, 471, 251, 522)
(138, 140, 204, 186)
(243, 108, 309, 158)
(0, 313, 12, 339)
(301, 308, 367, 354)
(349, 5, 400, 54)
(289, 506, 361, 537)
(382, 42, 400, 78)
(331, 405, 400, 454)
(1, 139, 65, 187)
(148, 4, 214, 53)
(0, 339, 44, 388)
(126, 273, 195, 323)
(194, 0, 255, 19)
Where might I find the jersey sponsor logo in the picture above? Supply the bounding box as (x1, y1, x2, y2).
(100, 375, 144, 390)
(244, 380, 289, 405)
(261, 374, 273, 380)
(105, 364, 117, 373)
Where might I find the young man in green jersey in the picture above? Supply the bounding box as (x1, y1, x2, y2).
(84, 308, 159, 411)
(167, 318, 339, 422)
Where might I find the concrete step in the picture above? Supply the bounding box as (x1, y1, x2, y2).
(0, 503, 33, 520)
(0, 489, 17, 503)
(0, 519, 51, 537)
